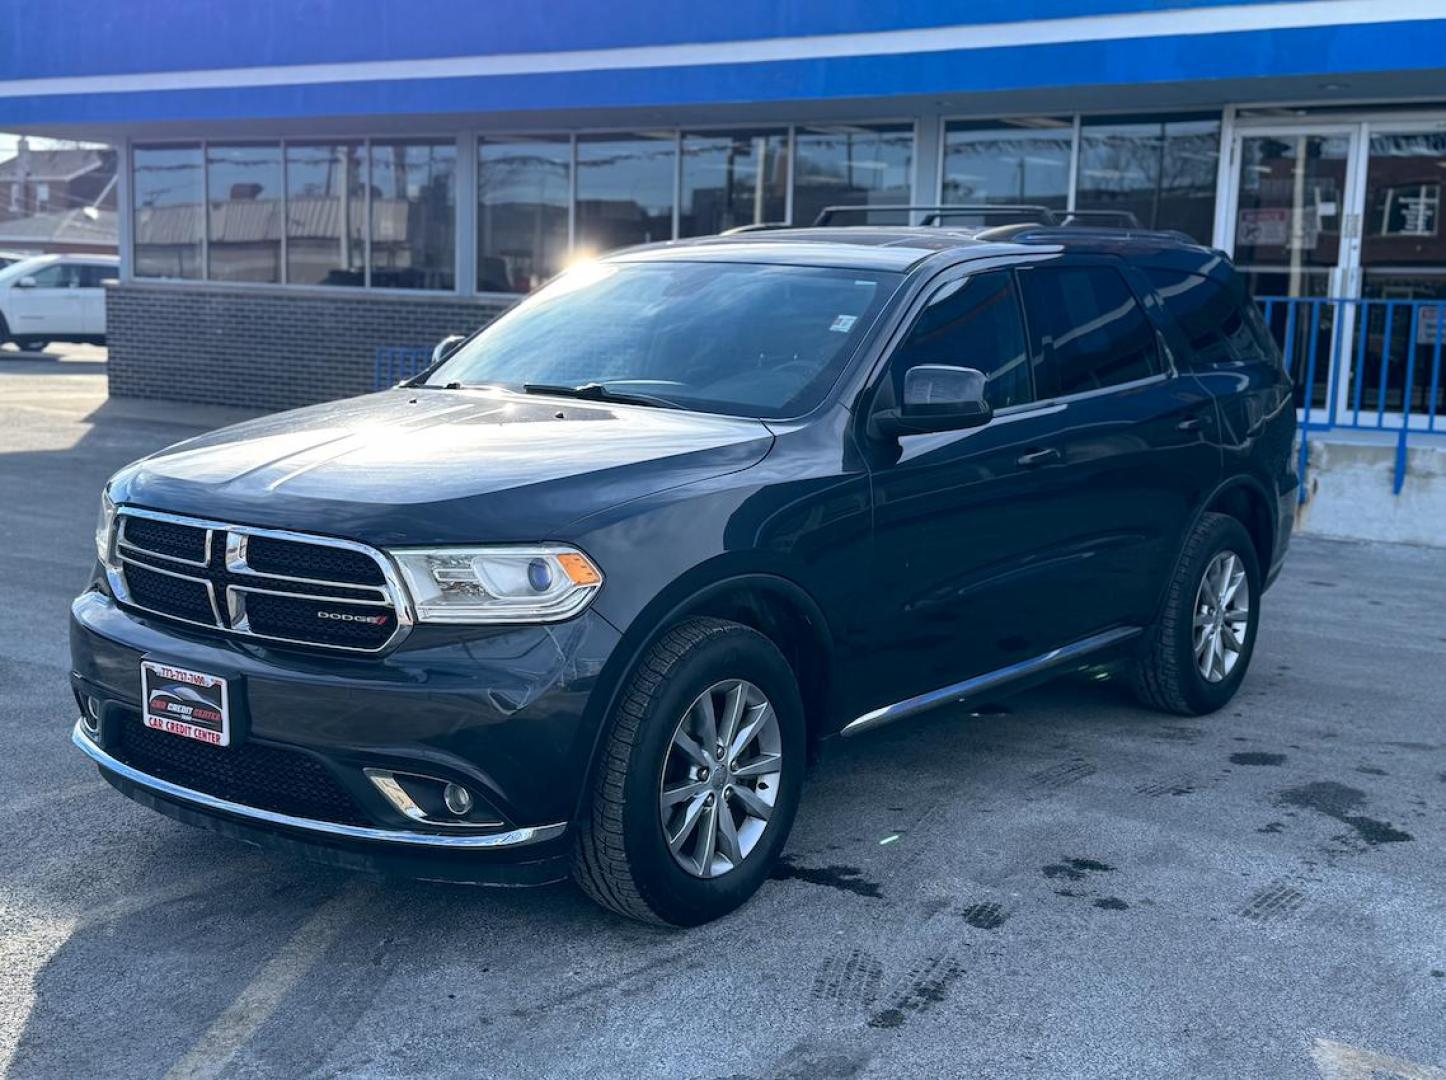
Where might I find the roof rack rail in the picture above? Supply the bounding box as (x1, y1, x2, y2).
(975, 222, 1196, 245)
(808, 204, 1152, 230)
(811, 203, 1062, 227)
(719, 222, 793, 235)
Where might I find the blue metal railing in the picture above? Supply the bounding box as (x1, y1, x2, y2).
(374, 347, 432, 390)
(1257, 296, 1446, 499)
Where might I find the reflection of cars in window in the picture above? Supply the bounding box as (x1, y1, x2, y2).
(73, 218, 1295, 926)
(0, 253, 116, 350)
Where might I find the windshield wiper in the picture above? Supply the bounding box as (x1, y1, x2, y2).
(521, 382, 682, 410)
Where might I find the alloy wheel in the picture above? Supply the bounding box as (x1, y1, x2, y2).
(658, 679, 782, 879)
(1193, 550, 1251, 683)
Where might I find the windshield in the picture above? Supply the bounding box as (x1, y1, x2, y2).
(428, 260, 901, 418)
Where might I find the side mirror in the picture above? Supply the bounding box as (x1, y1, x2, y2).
(873, 364, 993, 438)
(432, 334, 467, 366)
(13, 275, 37, 289)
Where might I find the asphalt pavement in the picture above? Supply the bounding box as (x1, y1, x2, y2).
(2, 350, 1444, 1079)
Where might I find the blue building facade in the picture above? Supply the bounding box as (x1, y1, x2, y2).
(3, 0, 1446, 409)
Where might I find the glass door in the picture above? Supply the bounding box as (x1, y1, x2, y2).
(1226, 127, 1361, 410)
(1356, 124, 1446, 426)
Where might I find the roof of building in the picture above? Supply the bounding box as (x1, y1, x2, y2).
(0, 147, 111, 182)
(0, 207, 117, 247)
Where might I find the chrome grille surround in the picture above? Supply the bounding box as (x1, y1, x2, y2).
(107, 507, 414, 653)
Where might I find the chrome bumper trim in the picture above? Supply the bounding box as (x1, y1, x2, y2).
(71, 720, 567, 850)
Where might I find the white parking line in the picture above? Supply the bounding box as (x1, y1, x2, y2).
(1313, 1038, 1446, 1080)
(162, 885, 367, 1080)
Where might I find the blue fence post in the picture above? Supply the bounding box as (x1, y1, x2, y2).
(1430, 304, 1444, 434)
(1295, 300, 1321, 506)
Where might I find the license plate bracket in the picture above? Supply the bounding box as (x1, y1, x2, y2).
(140, 661, 231, 747)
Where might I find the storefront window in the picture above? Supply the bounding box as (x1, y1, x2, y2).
(285, 142, 365, 287)
(478, 136, 571, 294)
(575, 133, 676, 256)
(1076, 118, 1220, 242)
(793, 124, 913, 226)
(679, 129, 790, 237)
(133, 144, 204, 279)
(369, 140, 457, 290)
(942, 119, 1072, 216)
(206, 143, 282, 283)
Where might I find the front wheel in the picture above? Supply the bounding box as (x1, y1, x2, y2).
(573, 617, 805, 926)
(1131, 512, 1261, 716)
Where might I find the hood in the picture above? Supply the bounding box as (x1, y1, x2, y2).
(112, 388, 775, 544)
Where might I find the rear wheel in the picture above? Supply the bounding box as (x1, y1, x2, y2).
(1131, 512, 1261, 716)
(573, 617, 805, 925)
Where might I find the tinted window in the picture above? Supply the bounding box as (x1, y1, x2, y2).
(1020, 266, 1159, 396)
(891, 271, 1032, 409)
(78, 264, 118, 288)
(1147, 268, 1275, 368)
(432, 261, 900, 419)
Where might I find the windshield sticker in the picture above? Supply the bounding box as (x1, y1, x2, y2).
(829, 315, 859, 333)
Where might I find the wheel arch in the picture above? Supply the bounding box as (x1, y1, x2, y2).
(571, 566, 835, 824)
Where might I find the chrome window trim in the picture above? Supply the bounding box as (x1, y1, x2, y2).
(113, 506, 414, 654)
(73, 721, 565, 849)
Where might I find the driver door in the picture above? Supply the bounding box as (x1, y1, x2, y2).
(857, 267, 1084, 714)
(7, 262, 80, 337)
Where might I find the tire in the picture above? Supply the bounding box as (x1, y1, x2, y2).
(22, 339, 48, 353)
(573, 616, 806, 926)
(1131, 512, 1261, 716)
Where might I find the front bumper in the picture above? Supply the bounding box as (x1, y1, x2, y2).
(70, 588, 624, 883)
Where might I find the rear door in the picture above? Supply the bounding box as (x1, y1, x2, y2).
(77, 263, 116, 335)
(1013, 258, 1222, 633)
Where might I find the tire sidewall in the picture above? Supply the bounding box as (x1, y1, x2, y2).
(1171, 516, 1262, 713)
(621, 627, 805, 926)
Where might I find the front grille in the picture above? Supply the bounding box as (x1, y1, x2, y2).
(113, 711, 370, 826)
(244, 591, 396, 651)
(124, 562, 216, 624)
(244, 535, 385, 585)
(121, 516, 208, 563)
(112, 510, 407, 653)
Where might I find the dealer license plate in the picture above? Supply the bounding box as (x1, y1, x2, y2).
(140, 661, 230, 747)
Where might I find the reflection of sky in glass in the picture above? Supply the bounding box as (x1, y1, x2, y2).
(134, 146, 202, 208)
(576, 135, 675, 212)
(943, 128, 1071, 205)
(207, 145, 281, 204)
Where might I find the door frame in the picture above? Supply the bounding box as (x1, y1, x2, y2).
(1217, 120, 1363, 423)
(1217, 110, 1446, 427)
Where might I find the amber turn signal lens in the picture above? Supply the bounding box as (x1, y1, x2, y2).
(557, 552, 602, 586)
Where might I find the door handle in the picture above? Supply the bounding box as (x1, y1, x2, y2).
(1176, 416, 1206, 432)
(1016, 447, 1061, 468)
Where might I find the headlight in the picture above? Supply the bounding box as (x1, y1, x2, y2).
(389, 545, 603, 624)
(95, 488, 118, 568)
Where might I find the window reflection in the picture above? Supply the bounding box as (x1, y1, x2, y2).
(133, 144, 204, 279)
(206, 144, 283, 283)
(942, 119, 1072, 213)
(679, 130, 789, 236)
(793, 125, 913, 226)
(286, 142, 365, 287)
(1076, 118, 1219, 242)
(369, 140, 456, 290)
(575, 133, 676, 255)
(478, 136, 570, 294)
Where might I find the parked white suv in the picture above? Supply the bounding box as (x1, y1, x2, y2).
(0, 253, 117, 351)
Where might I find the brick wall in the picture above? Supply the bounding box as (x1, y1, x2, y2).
(106, 283, 516, 411)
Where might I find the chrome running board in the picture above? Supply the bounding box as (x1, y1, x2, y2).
(72, 721, 566, 849)
(841, 626, 1141, 738)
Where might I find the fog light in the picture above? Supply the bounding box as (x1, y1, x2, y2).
(81, 697, 102, 734)
(443, 782, 474, 816)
